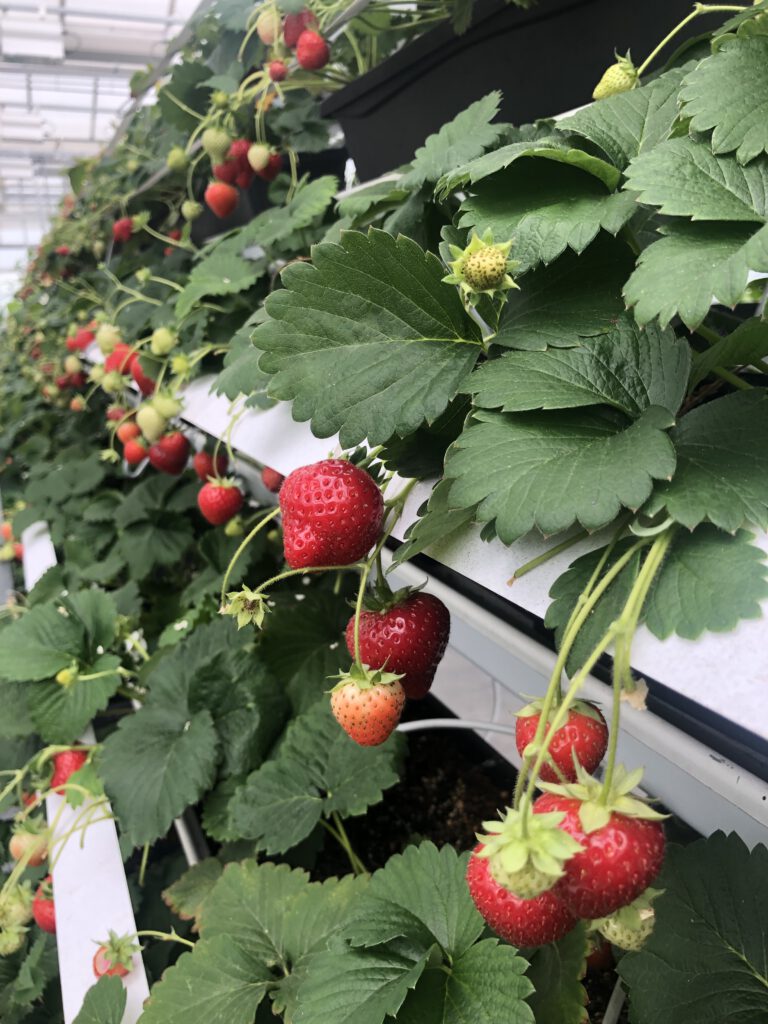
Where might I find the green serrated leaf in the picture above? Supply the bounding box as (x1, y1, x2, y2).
(645, 390, 768, 531)
(560, 65, 689, 171)
(680, 37, 768, 164)
(624, 221, 768, 329)
(625, 137, 768, 222)
(526, 922, 588, 1024)
(401, 92, 505, 189)
(644, 527, 768, 639)
(256, 229, 481, 447)
(381, 396, 471, 480)
(0, 603, 83, 681)
(469, 316, 689, 417)
(620, 833, 768, 1024)
(495, 235, 635, 349)
(72, 976, 127, 1024)
(445, 406, 676, 544)
(459, 159, 636, 273)
(690, 319, 768, 389)
(175, 251, 260, 320)
(162, 859, 223, 932)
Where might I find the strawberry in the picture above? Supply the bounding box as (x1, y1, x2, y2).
(247, 143, 270, 172)
(124, 438, 148, 466)
(1, 522, 12, 541)
(55, 374, 72, 391)
(283, 9, 317, 47)
(97, 325, 122, 354)
(93, 931, 140, 978)
(55, 245, 70, 256)
(213, 160, 238, 185)
(50, 750, 87, 792)
(74, 327, 94, 349)
(107, 405, 128, 422)
(136, 405, 167, 443)
(201, 128, 232, 161)
(13, 542, 23, 561)
(148, 432, 190, 475)
(9, 822, 47, 867)
(235, 168, 255, 190)
(104, 343, 134, 376)
(255, 7, 280, 44)
(345, 592, 450, 700)
(197, 480, 244, 525)
(533, 792, 665, 918)
(256, 152, 283, 182)
(69, 371, 87, 390)
(515, 700, 608, 783)
(279, 459, 384, 569)
(117, 421, 141, 444)
(261, 466, 284, 492)
(268, 60, 288, 81)
(32, 877, 55, 934)
(228, 139, 251, 165)
(466, 845, 577, 946)
(296, 29, 329, 69)
(592, 53, 638, 100)
(205, 182, 239, 219)
(330, 665, 405, 746)
(193, 451, 228, 481)
(112, 217, 133, 244)
(69, 397, 85, 412)
(0, 883, 33, 928)
(131, 356, 156, 396)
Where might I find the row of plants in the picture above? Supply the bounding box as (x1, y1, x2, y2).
(1, 0, 767, 1021)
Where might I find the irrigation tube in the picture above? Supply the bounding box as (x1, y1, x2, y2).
(603, 979, 627, 1024)
(396, 719, 517, 736)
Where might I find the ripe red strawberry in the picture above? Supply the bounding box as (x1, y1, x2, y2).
(104, 343, 134, 376)
(21, 791, 39, 809)
(256, 152, 283, 182)
(466, 845, 577, 946)
(1, 522, 11, 541)
(32, 877, 55, 934)
(213, 160, 238, 184)
(197, 480, 244, 525)
(283, 9, 317, 47)
(69, 371, 86, 390)
(92, 931, 139, 979)
(235, 168, 255, 190)
(148, 432, 190, 475)
(117, 421, 141, 444)
(9, 826, 47, 867)
(228, 139, 251, 165)
(55, 374, 71, 390)
(131, 356, 155, 396)
(124, 438, 148, 466)
(345, 593, 450, 700)
(268, 60, 288, 81)
(193, 450, 228, 481)
(534, 793, 665, 918)
(279, 459, 384, 569)
(296, 30, 329, 70)
(112, 217, 133, 243)
(516, 700, 608, 783)
(168, 228, 182, 242)
(13, 542, 23, 561)
(107, 405, 127, 422)
(205, 182, 238, 219)
(55, 245, 70, 256)
(261, 466, 284, 492)
(50, 750, 87, 792)
(330, 672, 405, 746)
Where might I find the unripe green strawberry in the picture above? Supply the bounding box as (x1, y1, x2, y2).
(255, 7, 280, 44)
(463, 248, 508, 291)
(201, 127, 232, 162)
(101, 370, 125, 395)
(152, 394, 182, 419)
(247, 144, 270, 172)
(136, 405, 167, 443)
(89, 365, 105, 384)
(96, 323, 121, 354)
(0, 927, 26, 955)
(211, 90, 230, 109)
(150, 327, 177, 356)
(592, 53, 638, 100)
(181, 200, 203, 222)
(600, 912, 654, 951)
(166, 146, 188, 172)
(64, 355, 81, 374)
(0, 885, 32, 929)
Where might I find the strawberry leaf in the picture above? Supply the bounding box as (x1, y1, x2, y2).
(525, 922, 588, 1024)
(619, 833, 768, 1024)
(27, 654, 121, 745)
(0, 603, 82, 682)
(445, 406, 676, 544)
(680, 37, 768, 165)
(163, 859, 224, 933)
(625, 137, 768, 222)
(72, 976, 127, 1024)
(689, 319, 768, 390)
(227, 701, 403, 854)
(624, 221, 768, 329)
(255, 229, 482, 448)
(560, 65, 688, 171)
(469, 316, 689, 417)
(644, 391, 768, 531)
(391, 478, 478, 568)
(495, 235, 635, 350)
(459, 160, 635, 273)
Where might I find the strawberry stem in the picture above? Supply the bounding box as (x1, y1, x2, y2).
(138, 842, 151, 887)
(219, 506, 281, 609)
(509, 529, 589, 582)
(635, 4, 748, 78)
(136, 929, 195, 950)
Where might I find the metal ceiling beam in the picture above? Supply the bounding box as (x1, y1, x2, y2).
(0, 59, 137, 76)
(0, 3, 189, 26)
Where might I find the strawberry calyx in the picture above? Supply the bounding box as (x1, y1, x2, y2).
(358, 575, 426, 615)
(594, 886, 661, 951)
(329, 661, 404, 694)
(516, 697, 604, 725)
(475, 806, 583, 898)
(94, 929, 141, 975)
(538, 763, 668, 833)
(223, 585, 268, 628)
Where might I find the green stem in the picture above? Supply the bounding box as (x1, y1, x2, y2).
(147, 274, 184, 292)
(136, 929, 195, 950)
(636, 4, 746, 77)
(162, 90, 204, 121)
(510, 530, 589, 582)
(332, 811, 368, 875)
(138, 842, 150, 886)
(219, 507, 281, 609)
(714, 366, 752, 390)
(142, 226, 194, 254)
(254, 562, 365, 596)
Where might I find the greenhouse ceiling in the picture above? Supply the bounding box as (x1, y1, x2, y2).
(0, 0, 204, 305)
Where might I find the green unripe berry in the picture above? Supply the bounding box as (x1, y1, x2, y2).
(166, 146, 188, 172)
(201, 127, 232, 161)
(182, 200, 203, 222)
(463, 248, 508, 291)
(150, 327, 177, 356)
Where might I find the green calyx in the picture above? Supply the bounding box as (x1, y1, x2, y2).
(476, 807, 583, 898)
(539, 763, 668, 833)
(595, 887, 661, 951)
(330, 661, 404, 694)
(443, 229, 519, 303)
(359, 576, 425, 615)
(98, 930, 142, 972)
(223, 585, 268, 629)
